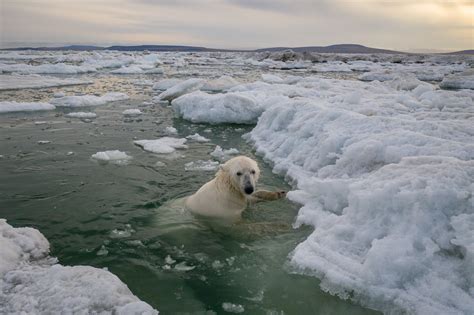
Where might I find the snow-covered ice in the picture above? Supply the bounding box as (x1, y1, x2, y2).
(0, 101, 55, 113)
(0, 219, 157, 314)
(0, 74, 92, 90)
(134, 137, 188, 154)
(440, 70, 474, 90)
(172, 91, 264, 124)
(244, 77, 474, 314)
(51, 92, 129, 107)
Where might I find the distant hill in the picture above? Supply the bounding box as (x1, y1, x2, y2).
(442, 50, 474, 55)
(255, 44, 404, 54)
(105, 45, 226, 52)
(2, 44, 471, 55)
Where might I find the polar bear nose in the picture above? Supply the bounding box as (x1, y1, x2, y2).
(244, 186, 254, 195)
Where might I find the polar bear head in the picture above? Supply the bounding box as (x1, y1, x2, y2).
(219, 156, 261, 196)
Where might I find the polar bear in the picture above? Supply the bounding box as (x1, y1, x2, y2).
(185, 156, 286, 220)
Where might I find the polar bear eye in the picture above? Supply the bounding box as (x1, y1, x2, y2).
(251, 170, 256, 174)
(236, 172, 242, 176)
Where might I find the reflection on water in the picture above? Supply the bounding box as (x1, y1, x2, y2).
(0, 71, 378, 314)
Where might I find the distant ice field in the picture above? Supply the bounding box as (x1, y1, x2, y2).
(0, 49, 473, 315)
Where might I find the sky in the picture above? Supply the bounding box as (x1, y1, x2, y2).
(1, 0, 473, 52)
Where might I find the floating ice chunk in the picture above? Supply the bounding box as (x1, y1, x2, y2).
(91, 150, 132, 165)
(0, 75, 93, 91)
(186, 133, 210, 142)
(157, 78, 205, 101)
(440, 70, 474, 90)
(174, 262, 195, 271)
(0, 220, 157, 314)
(122, 109, 142, 116)
(109, 225, 135, 238)
(165, 255, 176, 265)
(53, 92, 66, 98)
(145, 67, 164, 74)
(172, 91, 263, 124)
(222, 302, 244, 313)
(96, 245, 108, 256)
(65, 112, 97, 118)
(201, 75, 239, 92)
(110, 65, 144, 74)
(51, 92, 129, 107)
(164, 126, 178, 135)
(37, 141, 51, 145)
(185, 160, 220, 171)
(152, 78, 183, 90)
(210, 145, 239, 161)
(134, 137, 188, 154)
(0, 101, 55, 113)
(387, 73, 429, 91)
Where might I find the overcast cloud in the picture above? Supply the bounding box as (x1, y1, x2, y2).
(1, 0, 472, 51)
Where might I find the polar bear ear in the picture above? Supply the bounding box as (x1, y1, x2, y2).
(219, 164, 227, 172)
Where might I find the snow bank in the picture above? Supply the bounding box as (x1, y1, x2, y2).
(91, 150, 132, 165)
(134, 137, 188, 154)
(157, 78, 204, 101)
(0, 219, 157, 314)
(0, 101, 55, 113)
(65, 112, 97, 118)
(440, 71, 474, 90)
(247, 97, 474, 314)
(172, 91, 263, 124)
(0, 75, 92, 90)
(51, 93, 129, 107)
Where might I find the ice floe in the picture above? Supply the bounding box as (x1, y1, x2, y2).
(134, 137, 188, 154)
(0, 74, 92, 90)
(0, 101, 55, 113)
(440, 70, 474, 90)
(210, 145, 239, 161)
(122, 109, 143, 116)
(157, 78, 205, 101)
(152, 79, 183, 91)
(201, 75, 239, 92)
(65, 112, 97, 118)
(51, 92, 129, 107)
(91, 150, 132, 165)
(172, 91, 264, 124)
(0, 219, 157, 314)
(186, 133, 210, 142)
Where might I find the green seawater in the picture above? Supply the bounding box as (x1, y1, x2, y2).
(0, 75, 379, 314)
